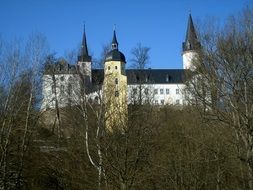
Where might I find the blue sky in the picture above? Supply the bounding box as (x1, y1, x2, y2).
(0, 0, 251, 69)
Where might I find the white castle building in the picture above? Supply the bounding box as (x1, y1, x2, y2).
(41, 14, 200, 110)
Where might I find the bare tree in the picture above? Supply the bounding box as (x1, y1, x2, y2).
(0, 32, 49, 189)
(185, 6, 253, 189)
(129, 43, 152, 105)
(93, 43, 111, 69)
(130, 43, 150, 69)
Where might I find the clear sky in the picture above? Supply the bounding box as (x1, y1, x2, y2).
(0, 0, 251, 69)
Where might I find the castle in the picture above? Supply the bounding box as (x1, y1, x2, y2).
(41, 14, 200, 111)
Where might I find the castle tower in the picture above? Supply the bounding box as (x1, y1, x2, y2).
(182, 14, 201, 70)
(77, 25, 92, 86)
(103, 30, 127, 131)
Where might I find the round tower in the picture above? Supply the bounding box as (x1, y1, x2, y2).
(103, 30, 127, 131)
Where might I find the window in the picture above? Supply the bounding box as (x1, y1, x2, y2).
(176, 89, 180, 94)
(95, 96, 99, 103)
(154, 89, 158, 95)
(115, 91, 119, 97)
(60, 85, 64, 94)
(108, 66, 111, 70)
(176, 99, 180, 104)
(60, 76, 64, 81)
(115, 78, 118, 84)
(51, 84, 56, 94)
(166, 89, 170, 94)
(115, 66, 117, 70)
(144, 88, 149, 95)
(133, 88, 137, 94)
(68, 84, 72, 95)
(160, 89, 164, 94)
(161, 100, 164, 105)
(166, 74, 172, 82)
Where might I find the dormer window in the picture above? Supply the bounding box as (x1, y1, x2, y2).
(145, 75, 148, 82)
(166, 74, 172, 82)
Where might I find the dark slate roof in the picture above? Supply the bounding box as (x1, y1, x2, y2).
(182, 14, 201, 52)
(91, 69, 104, 85)
(105, 49, 126, 63)
(78, 25, 91, 62)
(44, 59, 78, 75)
(126, 69, 184, 84)
(91, 69, 185, 85)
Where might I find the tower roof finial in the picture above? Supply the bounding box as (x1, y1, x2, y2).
(83, 21, 86, 32)
(111, 25, 118, 50)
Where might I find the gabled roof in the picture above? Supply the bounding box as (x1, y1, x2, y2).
(126, 69, 184, 84)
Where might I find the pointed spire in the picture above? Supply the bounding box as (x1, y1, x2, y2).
(111, 27, 118, 50)
(78, 24, 91, 62)
(82, 24, 89, 56)
(186, 14, 197, 42)
(183, 14, 201, 52)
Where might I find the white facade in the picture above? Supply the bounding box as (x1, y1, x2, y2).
(41, 74, 187, 110)
(41, 14, 200, 110)
(127, 84, 185, 105)
(41, 73, 81, 110)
